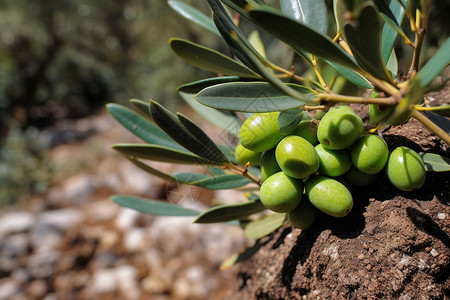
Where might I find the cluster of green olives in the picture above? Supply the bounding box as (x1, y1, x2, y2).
(235, 107, 426, 230)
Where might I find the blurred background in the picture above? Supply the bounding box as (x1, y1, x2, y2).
(0, 0, 448, 299)
(0, 1, 249, 299)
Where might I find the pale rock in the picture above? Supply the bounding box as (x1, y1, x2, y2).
(0, 212, 35, 238)
(38, 208, 85, 231)
(123, 228, 147, 252)
(85, 199, 119, 223)
(0, 279, 21, 300)
(116, 265, 140, 300)
(90, 268, 117, 294)
(27, 251, 61, 279)
(120, 163, 165, 198)
(141, 275, 168, 294)
(27, 279, 48, 299)
(61, 175, 95, 204)
(30, 223, 62, 252)
(115, 207, 140, 229)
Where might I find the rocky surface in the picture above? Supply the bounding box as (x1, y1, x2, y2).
(0, 109, 248, 300)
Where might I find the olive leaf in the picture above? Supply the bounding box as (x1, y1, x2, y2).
(244, 213, 287, 239)
(419, 153, 450, 172)
(168, 0, 220, 36)
(170, 38, 260, 78)
(172, 172, 253, 190)
(280, 0, 328, 35)
(112, 195, 200, 216)
(195, 81, 316, 112)
(150, 100, 229, 165)
(194, 200, 266, 223)
(343, 2, 394, 83)
(107, 103, 186, 151)
(381, 0, 405, 64)
(278, 108, 312, 134)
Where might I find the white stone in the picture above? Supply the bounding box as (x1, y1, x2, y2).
(85, 199, 119, 223)
(115, 208, 140, 230)
(123, 228, 147, 252)
(0, 212, 35, 238)
(62, 175, 95, 204)
(0, 280, 20, 300)
(90, 269, 117, 294)
(27, 251, 61, 279)
(437, 213, 446, 220)
(37, 208, 84, 231)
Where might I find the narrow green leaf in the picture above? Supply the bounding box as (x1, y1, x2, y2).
(125, 157, 173, 181)
(333, 0, 366, 34)
(417, 37, 450, 88)
(129, 99, 152, 118)
(381, 0, 405, 64)
(178, 91, 242, 138)
(150, 100, 227, 164)
(247, 8, 359, 70)
(386, 48, 398, 77)
(380, 12, 408, 52)
(112, 195, 200, 216)
(113, 144, 216, 165)
(208, 0, 274, 71)
(343, 3, 394, 83)
(280, 0, 328, 35)
(278, 108, 311, 134)
(173, 172, 253, 190)
(194, 200, 266, 223)
(326, 61, 373, 89)
(107, 103, 186, 151)
(248, 30, 266, 58)
(372, 0, 398, 26)
(419, 153, 450, 172)
(168, 0, 221, 36)
(425, 111, 450, 133)
(423, 106, 450, 118)
(177, 76, 244, 93)
(244, 213, 286, 239)
(196, 82, 316, 112)
(177, 113, 230, 163)
(220, 239, 267, 270)
(170, 38, 259, 78)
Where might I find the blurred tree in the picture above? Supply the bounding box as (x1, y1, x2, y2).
(0, 0, 216, 131)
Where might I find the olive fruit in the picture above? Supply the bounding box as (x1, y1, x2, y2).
(260, 148, 281, 183)
(317, 108, 363, 150)
(259, 171, 304, 213)
(343, 165, 378, 187)
(239, 112, 284, 152)
(234, 143, 261, 167)
(351, 134, 388, 174)
(386, 147, 426, 191)
(305, 176, 353, 217)
(288, 197, 319, 230)
(290, 120, 319, 145)
(276, 136, 319, 179)
(315, 144, 352, 177)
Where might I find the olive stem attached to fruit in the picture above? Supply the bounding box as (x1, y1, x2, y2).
(227, 163, 261, 186)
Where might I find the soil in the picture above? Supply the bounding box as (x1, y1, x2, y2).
(230, 88, 450, 299)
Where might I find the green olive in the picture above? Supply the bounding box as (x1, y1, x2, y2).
(260, 148, 281, 183)
(234, 143, 261, 167)
(315, 143, 352, 177)
(288, 196, 318, 230)
(305, 176, 353, 217)
(386, 147, 426, 191)
(275, 135, 319, 179)
(239, 112, 284, 152)
(290, 120, 319, 145)
(351, 134, 389, 174)
(259, 171, 304, 213)
(317, 108, 363, 150)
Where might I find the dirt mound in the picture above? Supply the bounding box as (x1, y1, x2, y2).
(231, 96, 450, 299)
